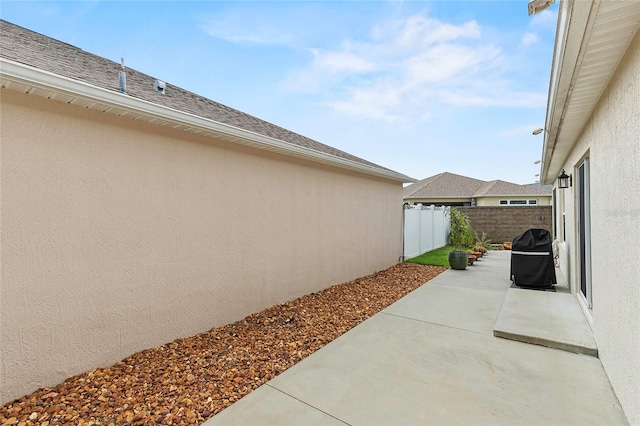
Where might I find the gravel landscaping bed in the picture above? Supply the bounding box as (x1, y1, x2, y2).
(1, 263, 445, 426)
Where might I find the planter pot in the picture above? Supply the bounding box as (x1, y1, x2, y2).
(448, 250, 468, 270)
(468, 255, 477, 265)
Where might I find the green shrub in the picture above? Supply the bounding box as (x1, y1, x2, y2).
(447, 208, 474, 250)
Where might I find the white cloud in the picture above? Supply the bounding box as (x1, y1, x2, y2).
(372, 16, 481, 48)
(282, 13, 547, 122)
(520, 32, 539, 48)
(201, 21, 292, 46)
(403, 43, 501, 87)
(530, 9, 558, 29)
(325, 82, 403, 122)
(439, 89, 546, 108)
(200, 7, 303, 46)
(519, 8, 556, 49)
(310, 48, 378, 74)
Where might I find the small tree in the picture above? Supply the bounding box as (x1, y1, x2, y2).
(448, 208, 474, 250)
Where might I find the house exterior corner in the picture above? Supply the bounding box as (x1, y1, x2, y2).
(541, 2, 640, 422)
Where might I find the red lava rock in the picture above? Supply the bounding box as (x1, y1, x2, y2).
(0, 263, 444, 425)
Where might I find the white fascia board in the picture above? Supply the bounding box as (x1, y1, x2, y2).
(540, 0, 595, 184)
(476, 194, 551, 198)
(541, 0, 576, 185)
(0, 59, 415, 183)
(404, 196, 472, 200)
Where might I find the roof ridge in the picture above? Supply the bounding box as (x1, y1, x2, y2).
(404, 172, 445, 196)
(404, 172, 551, 199)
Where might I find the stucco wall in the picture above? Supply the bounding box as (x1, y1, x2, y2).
(406, 198, 470, 206)
(0, 90, 403, 404)
(556, 30, 639, 424)
(407, 196, 551, 207)
(475, 196, 551, 207)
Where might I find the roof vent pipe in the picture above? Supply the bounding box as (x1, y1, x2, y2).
(119, 58, 127, 93)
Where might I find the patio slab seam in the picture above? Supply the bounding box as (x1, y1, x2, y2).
(380, 311, 495, 338)
(263, 384, 350, 426)
(493, 329, 598, 357)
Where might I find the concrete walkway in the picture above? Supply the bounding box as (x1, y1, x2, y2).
(205, 251, 627, 425)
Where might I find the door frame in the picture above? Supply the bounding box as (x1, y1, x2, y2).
(577, 157, 592, 310)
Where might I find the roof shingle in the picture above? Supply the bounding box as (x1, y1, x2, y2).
(0, 20, 394, 175)
(404, 172, 551, 199)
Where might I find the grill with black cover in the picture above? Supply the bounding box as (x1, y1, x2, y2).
(510, 228, 557, 289)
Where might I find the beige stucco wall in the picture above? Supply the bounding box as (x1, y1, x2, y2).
(0, 90, 404, 404)
(554, 30, 639, 425)
(406, 196, 551, 207)
(406, 198, 470, 206)
(475, 196, 551, 207)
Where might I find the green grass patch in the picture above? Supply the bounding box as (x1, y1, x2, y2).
(406, 245, 457, 267)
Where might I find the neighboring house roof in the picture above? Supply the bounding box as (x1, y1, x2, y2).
(0, 20, 413, 183)
(473, 180, 550, 197)
(403, 172, 551, 199)
(540, 1, 640, 184)
(403, 173, 486, 198)
(525, 183, 553, 192)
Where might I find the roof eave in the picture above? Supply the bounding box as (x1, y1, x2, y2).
(473, 194, 552, 198)
(540, 0, 640, 184)
(403, 196, 472, 200)
(0, 58, 415, 184)
(540, 0, 590, 185)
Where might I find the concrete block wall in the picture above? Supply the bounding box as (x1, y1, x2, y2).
(457, 206, 552, 244)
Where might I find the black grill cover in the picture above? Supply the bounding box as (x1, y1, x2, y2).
(510, 228, 557, 288)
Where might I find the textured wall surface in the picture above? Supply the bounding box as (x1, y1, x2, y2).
(457, 206, 552, 244)
(556, 30, 639, 425)
(577, 30, 639, 425)
(0, 90, 404, 404)
(475, 196, 552, 207)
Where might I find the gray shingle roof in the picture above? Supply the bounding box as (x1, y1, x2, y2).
(525, 183, 553, 192)
(0, 20, 394, 175)
(404, 172, 551, 199)
(473, 180, 550, 196)
(403, 172, 486, 198)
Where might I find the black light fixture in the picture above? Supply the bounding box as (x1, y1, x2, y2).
(558, 169, 572, 189)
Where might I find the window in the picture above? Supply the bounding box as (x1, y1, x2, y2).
(499, 199, 538, 206)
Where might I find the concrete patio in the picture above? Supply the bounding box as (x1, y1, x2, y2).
(205, 251, 627, 425)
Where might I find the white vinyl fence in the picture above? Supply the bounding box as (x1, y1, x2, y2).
(403, 204, 450, 260)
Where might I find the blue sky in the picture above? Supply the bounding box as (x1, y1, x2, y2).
(1, 1, 558, 184)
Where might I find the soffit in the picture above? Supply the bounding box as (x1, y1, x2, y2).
(541, 0, 640, 184)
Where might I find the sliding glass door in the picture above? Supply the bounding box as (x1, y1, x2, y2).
(577, 158, 592, 309)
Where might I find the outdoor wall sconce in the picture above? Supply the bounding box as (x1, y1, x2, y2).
(558, 169, 572, 189)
